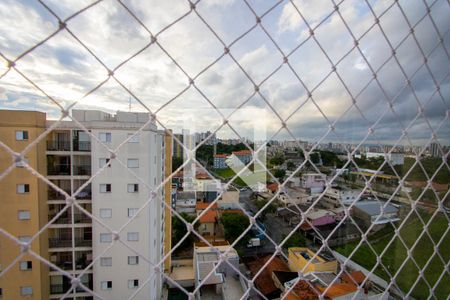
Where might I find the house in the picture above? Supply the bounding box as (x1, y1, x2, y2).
(196, 202, 219, 237)
(218, 189, 240, 210)
(194, 243, 242, 299)
(175, 191, 197, 214)
(276, 207, 302, 225)
(213, 154, 228, 169)
(322, 186, 361, 207)
(306, 209, 337, 227)
(352, 200, 400, 231)
(231, 149, 252, 164)
(288, 247, 338, 274)
(278, 187, 311, 206)
(303, 223, 361, 247)
(267, 182, 279, 194)
(300, 173, 327, 194)
(246, 255, 290, 299)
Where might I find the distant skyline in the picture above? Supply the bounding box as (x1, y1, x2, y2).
(0, 0, 449, 145)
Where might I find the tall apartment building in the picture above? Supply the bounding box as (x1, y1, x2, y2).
(0, 111, 49, 299)
(1, 109, 172, 300)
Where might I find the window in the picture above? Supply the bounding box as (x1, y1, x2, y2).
(16, 184, 30, 194)
(127, 208, 139, 218)
(100, 257, 112, 267)
(128, 279, 139, 289)
(19, 261, 32, 271)
(100, 281, 112, 290)
(99, 158, 111, 168)
(100, 233, 112, 243)
(127, 184, 139, 193)
(20, 286, 32, 296)
(0, 288, 2, 297)
(127, 159, 139, 168)
(127, 232, 139, 241)
(99, 132, 111, 143)
(127, 133, 139, 143)
(18, 211, 30, 220)
(100, 184, 111, 193)
(128, 256, 139, 265)
(99, 209, 112, 219)
(16, 131, 28, 141)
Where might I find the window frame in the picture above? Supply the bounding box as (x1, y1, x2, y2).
(100, 184, 111, 193)
(127, 159, 139, 168)
(16, 184, 30, 194)
(99, 208, 112, 219)
(16, 130, 29, 141)
(127, 183, 139, 193)
(128, 256, 139, 265)
(100, 233, 112, 243)
(127, 232, 139, 242)
(100, 257, 112, 267)
(99, 132, 112, 143)
(18, 210, 30, 220)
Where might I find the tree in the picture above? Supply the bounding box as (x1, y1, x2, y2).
(254, 199, 277, 221)
(221, 213, 250, 243)
(172, 212, 197, 250)
(270, 154, 285, 166)
(274, 169, 286, 179)
(286, 161, 296, 171)
(282, 232, 306, 249)
(172, 157, 183, 172)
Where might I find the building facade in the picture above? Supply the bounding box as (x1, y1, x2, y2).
(1, 109, 171, 300)
(0, 110, 49, 300)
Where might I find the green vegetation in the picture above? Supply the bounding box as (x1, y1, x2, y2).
(273, 169, 286, 179)
(270, 154, 285, 166)
(281, 232, 306, 249)
(221, 212, 250, 243)
(172, 213, 198, 251)
(196, 143, 252, 166)
(254, 198, 278, 221)
(335, 211, 450, 299)
(172, 156, 183, 172)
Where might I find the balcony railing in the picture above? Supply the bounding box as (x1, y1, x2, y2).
(48, 189, 91, 200)
(50, 281, 92, 294)
(47, 140, 70, 151)
(51, 258, 92, 271)
(47, 164, 71, 175)
(49, 238, 92, 248)
(49, 213, 92, 224)
(73, 141, 91, 152)
(73, 165, 91, 176)
(46, 140, 91, 152)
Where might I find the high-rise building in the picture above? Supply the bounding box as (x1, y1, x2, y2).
(1, 109, 172, 300)
(429, 142, 440, 157)
(0, 110, 49, 300)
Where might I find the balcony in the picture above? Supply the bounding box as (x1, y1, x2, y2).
(73, 141, 91, 152)
(47, 140, 70, 151)
(51, 257, 92, 271)
(48, 164, 71, 176)
(50, 280, 92, 294)
(49, 213, 92, 224)
(49, 238, 92, 248)
(48, 189, 91, 200)
(73, 165, 91, 176)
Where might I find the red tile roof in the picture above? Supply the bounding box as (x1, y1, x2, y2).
(341, 271, 366, 285)
(196, 202, 218, 210)
(199, 210, 218, 223)
(232, 150, 252, 156)
(317, 283, 358, 298)
(267, 183, 279, 192)
(247, 256, 290, 296)
(214, 154, 229, 158)
(285, 280, 320, 300)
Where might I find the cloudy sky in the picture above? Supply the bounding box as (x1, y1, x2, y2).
(0, 0, 449, 146)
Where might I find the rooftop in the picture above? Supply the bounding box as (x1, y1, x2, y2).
(247, 256, 290, 297)
(354, 200, 399, 216)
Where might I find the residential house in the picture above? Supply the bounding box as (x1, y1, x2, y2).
(196, 202, 219, 237)
(288, 248, 338, 274)
(352, 201, 400, 231)
(306, 209, 337, 227)
(217, 189, 240, 210)
(322, 186, 361, 208)
(300, 173, 327, 194)
(213, 154, 228, 169)
(247, 256, 290, 299)
(194, 243, 242, 299)
(175, 191, 197, 214)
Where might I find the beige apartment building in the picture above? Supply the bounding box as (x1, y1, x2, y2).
(0, 110, 49, 299)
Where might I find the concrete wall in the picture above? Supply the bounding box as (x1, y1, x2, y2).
(0, 110, 49, 300)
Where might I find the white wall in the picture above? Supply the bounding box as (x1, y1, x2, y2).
(91, 126, 163, 300)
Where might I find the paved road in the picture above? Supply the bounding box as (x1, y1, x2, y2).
(238, 190, 295, 256)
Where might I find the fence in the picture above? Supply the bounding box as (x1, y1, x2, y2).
(0, 0, 449, 300)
